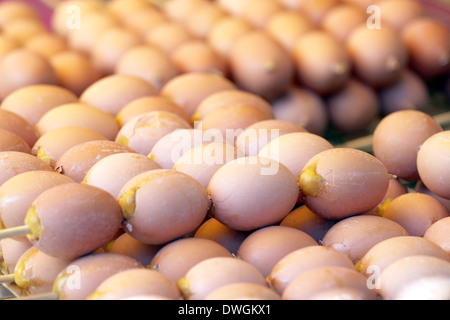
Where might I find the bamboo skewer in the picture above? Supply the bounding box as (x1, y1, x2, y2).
(0, 226, 31, 240)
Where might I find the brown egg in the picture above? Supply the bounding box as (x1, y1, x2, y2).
(207, 17, 254, 59)
(356, 236, 449, 279)
(149, 237, 233, 283)
(282, 266, 378, 300)
(424, 217, 450, 259)
(177, 256, 267, 300)
(118, 169, 210, 245)
(300, 0, 340, 25)
(120, 7, 168, 37)
(201, 105, 273, 145)
(160, 72, 237, 118)
(265, 11, 315, 53)
(270, 86, 329, 135)
(13, 246, 73, 295)
(204, 283, 281, 300)
(0, 238, 33, 274)
(193, 89, 274, 123)
(280, 205, 337, 243)
(241, 0, 284, 29)
(0, 1, 39, 28)
(378, 69, 429, 115)
(378, 255, 450, 300)
(365, 177, 408, 216)
(381, 193, 449, 237)
(87, 268, 181, 300)
(326, 78, 380, 133)
(0, 49, 59, 100)
(162, 0, 209, 24)
(108, 233, 162, 267)
(2, 18, 46, 45)
(194, 218, 249, 255)
(0, 34, 20, 60)
(277, 0, 307, 10)
(372, 110, 443, 181)
(229, 31, 294, 100)
(91, 27, 142, 76)
(216, 0, 253, 15)
(416, 180, 450, 212)
(36, 103, 120, 141)
(417, 131, 450, 199)
(236, 225, 317, 277)
(0, 84, 78, 127)
(115, 45, 180, 92)
(268, 246, 355, 295)
(207, 156, 299, 231)
(184, 2, 227, 39)
(80, 74, 159, 117)
(322, 215, 409, 264)
(293, 30, 351, 95)
(82, 152, 162, 199)
(236, 119, 307, 156)
(321, 4, 366, 43)
(54, 140, 137, 183)
(0, 109, 38, 148)
(115, 111, 192, 156)
(171, 39, 228, 76)
(347, 24, 408, 87)
(375, 0, 425, 32)
(49, 50, 103, 96)
(299, 148, 390, 220)
(53, 252, 143, 300)
(106, 0, 151, 21)
(174, 142, 240, 189)
(309, 287, 378, 300)
(145, 21, 194, 56)
(31, 126, 108, 168)
(0, 128, 31, 154)
(0, 151, 53, 187)
(24, 33, 68, 60)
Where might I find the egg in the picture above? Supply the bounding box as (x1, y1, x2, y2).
(300, 0, 341, 25)
(162, 0, 209, 24)
(82, 152, 162, 199)
(54, 140, 137, 183)
(115, 45, 180, 92)
(236, 225, 317, 277)
(228, 31, 294, 100)
(120, 7, 168, 38)
(381, 193, 449, 237)
(145, 21, 194, 56)
(108, 233, 162, 267)
(365, 177, 408, 216)
(24, 33, 68, 60)
(0, 1, 40, 28)
(2, 18, 47, 45)
(177, 256, 267, 300)
(0, 129, 31, 154)
(375, 0, 425, 32)
(207, 156, 299, 231)
(184, 2, 227, 39)
(0, 238, 33, 274)
(204, 283, 281, 300)
(36, 103, 120, 141)
(80, 74, 159, 117)
(320, 3, 366, 43)
(31, 126, 108, 168)
(415, 180, 450, 212)
(423, 217, 450, 258)
(0, 109, 38, 148)
(149, 237, 233, 283)
(372, 110, 443, 181)
(322, 215, 409, 264)
(106, 0, 151, 21)
(240, 0, 284, 29)
(417, 131, 450, 199)
(118, 169, 210, 245)
(0, 35, 20, 60)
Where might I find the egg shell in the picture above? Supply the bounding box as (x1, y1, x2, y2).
(115, 111, 192, 156)
(268, 246, 355, 295)
(356, 236, 449, 278)
(106, 0, 151, 21)
(14, 246, 73, 295)
(53, 252, 143, 300)
(26, 183, 123, 260)
(280, 205, 338, 243)
(372, 110, 443, 181)
(80, 74, 159, 117)
(149, 237, 233, 283)
(178, 256, 267, 300)
(381, 193, 449, 237)
(31, 126, 108, 168)
(322, 215, 409, 264)
(241, 0, 284, 29)
(120, 7, 168, 37)
(300, 0, 341, 25)
(365, 177, 408, 216)
(184, 2, 227, 39)
(216, 0, 252, 15)
(0, 238, 33, 274)
(0, 128, 31, 154)
(108, 233, 162, 267)
(393, 276, 450, 300)
(309, 287, 376, 300)
(236, 225, 318, 277)
(2, 18, 46, 45)
(36, 102, 120, 141)
(298, 148, 390, 220)
(0, 34, 20, 60)
(82, 152, 162, 199)
(115, 45, 180, 91)
(160, 72, 237, 118)
(415, 180, 450, 212)
(145, 21, 195, 56)
(0, 170, 74, 235)
(417, 131, 450, 199)
(207, 156, 299, 231)
(162, 0, 209, 24)
(282, 266, 378, 300)
(0, 84, 78, 127)
(88, 268, 181, 300)
(204, 283, 281, 300)
(0, 1, 40, 28)
(54, 140, 137, 183)
(118, 169, 210, 245)
(424, 217, 450, 259)
(0, 151, 53, 187)
(194, 218, 249, 255)
(377, 255, 450, 300)
(24, 33, 68, 60)
(320, 3, 366, 43)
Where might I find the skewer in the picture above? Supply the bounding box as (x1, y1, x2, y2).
(6, 292, 58, 300)
(0, 226, 31, 240)
(0, 274, 15, 284)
